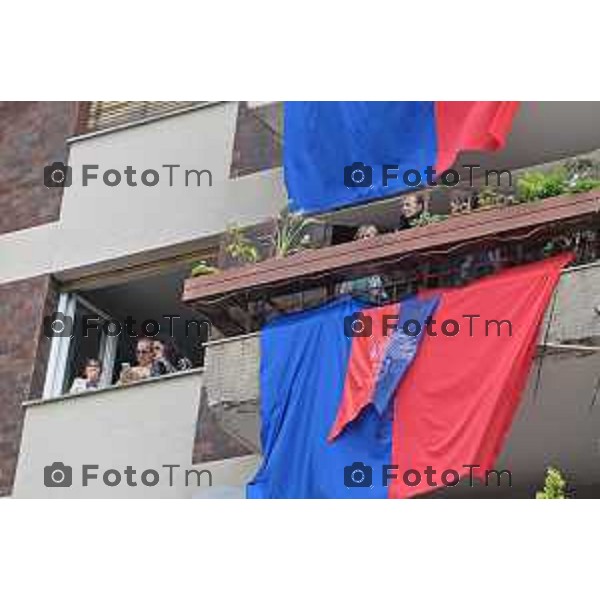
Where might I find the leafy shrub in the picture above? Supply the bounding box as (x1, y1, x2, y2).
(412, 211, 448, 227)
(267, 208, 317, 259)
(190, 260, 219, 277)
(225, 224, 260, 264)
(477, 186, 501, 208)
(536, 466, 568, 499)
(516, 170, 568, 202)
(569, 177, 600, 193)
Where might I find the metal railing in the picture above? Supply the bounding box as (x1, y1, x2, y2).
(76, 101, 208, 135)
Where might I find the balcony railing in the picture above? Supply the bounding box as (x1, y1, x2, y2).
(76, 101, 210, 135)
(183, 189, 600, 316)
(14, 369, 204, 498)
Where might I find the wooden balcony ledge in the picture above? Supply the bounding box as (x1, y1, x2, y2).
(183, 190, 600, 310)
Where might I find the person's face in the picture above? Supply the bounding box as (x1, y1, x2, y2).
(153, 341, 165, 359)
(402, 196, 421, 219)
(136, 341, 154, 366)
(358, 226, 377, 240)
(85, 362, 101, 382)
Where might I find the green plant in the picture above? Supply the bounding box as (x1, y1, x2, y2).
(569, 177, 600, 193)
(267, 207, 318, 259)
(516, 170, 568, 202)
(565, 157, 597, 181)
(189, 260, 219, 277)
(477, 186, 501, 208)
(412, 211, 448, 227)
(224, 224, 260, 264)
(536, 466, 568, 499)
(477, 186, 514, 209)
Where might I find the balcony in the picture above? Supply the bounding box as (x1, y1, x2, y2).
(195, 257, 600, 497)
(45, 101, 286, 285)
(12, 368, 259, 498)
(182, 186, 600, 328)
(180, 152, 600, 496)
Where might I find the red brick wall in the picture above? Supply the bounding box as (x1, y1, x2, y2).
(0, 101, 79, 235)
(0, 276, 57, 495)
(0, 101, 75, 494)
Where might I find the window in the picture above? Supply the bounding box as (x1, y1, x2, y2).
(77, 101, 209, 135)
(230, 102, 282, 178)
(43, 264, 211, 399)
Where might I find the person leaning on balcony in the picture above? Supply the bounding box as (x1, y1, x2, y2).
(150, 339, 177, 377)
(69, 358, 102, 394)
(150, 339, 193, 377)
(397, 194, 424, 230)
(164, 339, 194, 372)
(337, 224, 388, 304)
(118, 337, 154, 384)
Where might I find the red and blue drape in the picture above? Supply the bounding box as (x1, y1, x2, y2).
(248, 255, 571, 498)
(284, 101, 519, 213)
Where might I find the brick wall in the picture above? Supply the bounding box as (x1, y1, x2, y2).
(0, 101, 79, 235)
(0, 276, 56, 495)
(0, 101, 75, 494)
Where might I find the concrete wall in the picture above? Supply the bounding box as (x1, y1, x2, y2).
(7, 101, 600, 288)
(13, 370, 210, 498)
(13, 347, 600, 499)
(545, 261, 600, 344)
(433, 349, 600, 498)
(0, 102, 287, 286)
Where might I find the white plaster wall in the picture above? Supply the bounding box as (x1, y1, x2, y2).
(12, 370, 258, 498)
(0, 102, 286, 285)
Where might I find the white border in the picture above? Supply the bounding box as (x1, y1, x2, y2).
(0, 501, 596, 599)
(2, 1, 599, 99)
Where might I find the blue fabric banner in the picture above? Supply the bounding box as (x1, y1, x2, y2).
(247, 297, 392, 499)
(284, 101, 437, 214)
(284, 101, 519, 214)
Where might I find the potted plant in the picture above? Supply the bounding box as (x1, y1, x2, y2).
(266, 207, 318, 259)
(224, 224, 260, 266)
(189, 260, 219, 278)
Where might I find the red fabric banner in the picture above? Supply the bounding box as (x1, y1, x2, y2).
(328, 304, 398, 441)
(389, 253, 573, 498)
(434, 101, 520, 173)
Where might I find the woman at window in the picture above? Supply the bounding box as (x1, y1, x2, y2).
(69, 358, 103, 394)
(151, 340, 177, 376)
(152, 339, 193, 376)
(118, 338, 154, 384)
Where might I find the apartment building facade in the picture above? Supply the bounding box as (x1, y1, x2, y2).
(3, 101, 600, 497)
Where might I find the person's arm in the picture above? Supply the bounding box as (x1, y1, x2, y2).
(338, 280, 352, 295)
(177, 357, 193, 371)
(69, 378, 86, 394)
(368, 275, 388, 303)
